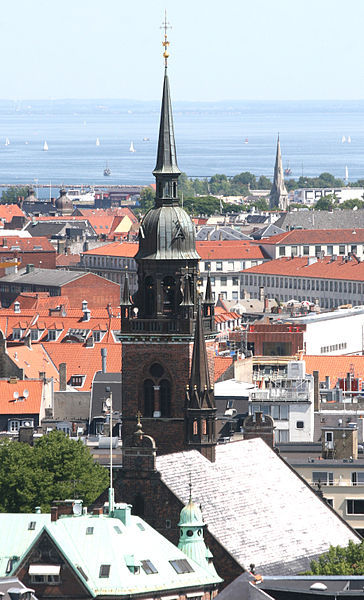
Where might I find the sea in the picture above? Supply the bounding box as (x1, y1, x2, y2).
(0, 99, 364, 196)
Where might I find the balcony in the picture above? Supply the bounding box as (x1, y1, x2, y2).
(250, 387, 310, 402)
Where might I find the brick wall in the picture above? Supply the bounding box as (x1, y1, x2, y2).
(62, 273, 120, 307)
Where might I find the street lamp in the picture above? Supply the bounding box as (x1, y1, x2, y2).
(104, 386, 114, 515)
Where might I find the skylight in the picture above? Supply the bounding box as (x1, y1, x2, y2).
(169, 559, 194, 574)
(141, 560, 158, 575)
(99, 564, 110, 578)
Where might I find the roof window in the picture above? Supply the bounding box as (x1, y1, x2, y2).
(169, 559, 194, 574)
(137, 523, 145, 531)
(86, 527, 94, 535)
(99, 564, 110, 578)
(28, 521, 36, 530)
(141, 560, 158, 575)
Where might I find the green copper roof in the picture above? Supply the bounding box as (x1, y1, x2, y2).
(178, 500, 204, 526)
(0, 504, 221, 596)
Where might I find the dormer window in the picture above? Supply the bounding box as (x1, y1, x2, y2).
(30, 329, 41, 341)
(99, 564, 110, 578)
(93, 330, 106, 343)
(141, 560, 158, 575)
(12, 328, 24, 340)
(48, 329, 61, 341)
(70, 375, 85, 388)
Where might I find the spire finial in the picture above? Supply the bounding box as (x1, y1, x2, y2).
(189, 472, 192, 502)
(161, 10, 172, 68)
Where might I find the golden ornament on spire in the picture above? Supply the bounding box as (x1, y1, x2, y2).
(160, 9, 172, 67)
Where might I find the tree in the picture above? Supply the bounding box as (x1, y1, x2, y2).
(340, 198, 364, 209)
(0, 431, 109, 512)
(183, 195, 221, 216)
(257, 175, 272, 189)
(314, 195, 335, 211)
(306, 540, 364, 575)
(139, 187, 155, 212)
(1, 186, 30, 204)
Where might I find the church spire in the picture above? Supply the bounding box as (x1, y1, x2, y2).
(269, 134, 288, 211)
(153, 13, 181, 208)
(187, 301, 215, 411)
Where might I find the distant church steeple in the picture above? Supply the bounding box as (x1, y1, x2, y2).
(269, 135, 288, 211)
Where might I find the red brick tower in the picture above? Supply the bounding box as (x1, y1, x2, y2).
(120, 36, 216, 458)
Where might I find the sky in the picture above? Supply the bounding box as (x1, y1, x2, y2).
(1, 0, 364, 101)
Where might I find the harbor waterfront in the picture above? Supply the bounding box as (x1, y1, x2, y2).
(0, 99, 363, 186)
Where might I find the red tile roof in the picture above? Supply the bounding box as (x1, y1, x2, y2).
(82, 241, 138, 258)
(0, 236, 54, 252)
(259, 228, 364, 246)
(242, 256, 364, 281)
(0, 380, 43, 414)
(196, 240, 267, 260)
(0, 204, 26, 221)
(214, 356, 233, 382)
(303, 355, 364, 387)
(7, 345, 60, 389)
(56, 254, 80, 267)
(77, 207, 138, 223)
(42, 343, 121, 390)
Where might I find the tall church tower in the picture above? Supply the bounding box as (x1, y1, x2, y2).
(269, 135, 288, 211)
(121, 22, 216, 458)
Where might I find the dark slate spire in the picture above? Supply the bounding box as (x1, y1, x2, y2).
(204, 273, 214, 305)
(153, 70, 181, 178)
(270, 134, 288, 211)
(120, 273, 132, 306)
(189, 301, 215, 409)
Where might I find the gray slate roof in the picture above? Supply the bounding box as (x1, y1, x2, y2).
(196, 226, 252, 241)
(0, 267, 86, 286)
(156, 438, 359, 575)
(251, 224, 285, 240)
(275, 209, 364, 231)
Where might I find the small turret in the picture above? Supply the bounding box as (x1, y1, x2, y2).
(178, 493, 218, 577)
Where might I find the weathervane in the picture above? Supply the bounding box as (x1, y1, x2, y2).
(161, 10, 172, 67)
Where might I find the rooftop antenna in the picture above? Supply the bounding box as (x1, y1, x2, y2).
(161, 10, 172, 68)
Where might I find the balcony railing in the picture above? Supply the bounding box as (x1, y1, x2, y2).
(250, 389, 310, 402)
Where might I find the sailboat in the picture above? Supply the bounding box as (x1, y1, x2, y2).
(342, 135, 346, 143)
(129, 141, 135, 153)
(5, 138, 10, 146)
(348, 135, 351, 143)
(43, 141, 48, 151)
(284, 161, 292, 176)
(103, 162, 111, 176)
(96, 138, 100, 147)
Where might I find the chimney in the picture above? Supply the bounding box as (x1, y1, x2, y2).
(307, 256, 318, 266)
(51, 506, 58, 522)
(264, 297, 269, 312)
(14, 301, 20, 314)
(325, 375, 330, 389)
(59, 362, 67, 391)
(259, 286, 265, 302)
(101, 347, 107, 373)
(26, 264, 35, 273)
(313, 370, 320, 411)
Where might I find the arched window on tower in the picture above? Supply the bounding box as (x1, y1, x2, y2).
(144, 276, 154, 317)
(173, 181, 177, 197)
(193, 420, 198, 436)
(144, 379, 154, 417)
(202, 419, 207, 435)
(160, 379, 171, 417)
(162, 276, 175, 315)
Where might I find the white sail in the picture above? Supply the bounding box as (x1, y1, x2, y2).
(348, 135, 351, 143)
(129, 141, 135, 153)
(5, 138, 10, 146)
(43, 141, 48, 151)
(96, 137, 100, 146)
(341, 135, 346, 143)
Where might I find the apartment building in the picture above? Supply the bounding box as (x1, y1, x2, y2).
(259, 228, 364, 260)
(241, 255, 364, 309)
(197, 240, 268, 301)
(80, 242, 138, 292)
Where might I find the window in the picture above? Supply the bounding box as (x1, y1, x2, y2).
(351, 245, 357, 254)
(327, 245, 333, 255)
(141, 560, 158, 575)
(275, 429, 288, 442)
(169, 559, 194, 574)
(70, 375, 84, 387)
(93, 330, 106, 342)
(9, 420, 20, 432)
(86, 527, 94, 535)
(30, 329, 40, 341)
(315, 245, 321, 256)
(28, 521, 36, 530)
(220, 276, 227, 286)
(114, 525, 122, 534)
(352, 472, 364, 486)
(216, 261, 222, 271)
(291, 245, 298, 256)
(48, 330, 60, 341)
(339, 245, 345, 255)
(312, 471, 334, 486)
(99, 564, 111, 578)
(12, 328, 24, 340)
(296, 421, 304, 429)
(279, 246, 285, 256)
(232, 291, 239, 300)
(228, 261, 234, 271)
(347, 499, 364, 515)
(30, 575, 60, 584)
(204, 261, 210, 271)
(303, 246, 309, 255)
(232, 277, 239, 286)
